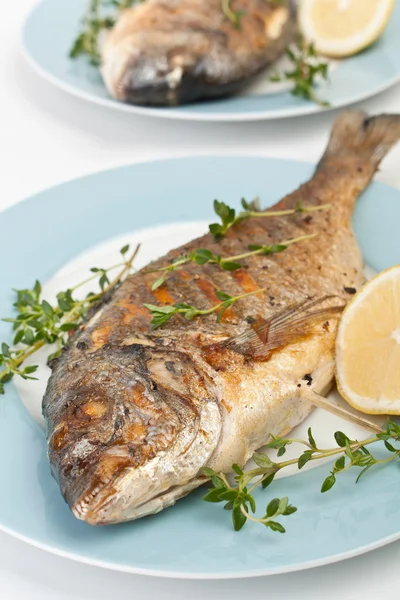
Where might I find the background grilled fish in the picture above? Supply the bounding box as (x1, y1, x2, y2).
(101, 0, 297, 106)
(43, 111, 400, 525)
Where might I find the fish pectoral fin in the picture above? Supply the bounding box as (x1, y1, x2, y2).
(218, 296, 345, 360)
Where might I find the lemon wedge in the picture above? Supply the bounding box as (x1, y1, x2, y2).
(299, 0, 395, 58)
(336, 266, 400, 415)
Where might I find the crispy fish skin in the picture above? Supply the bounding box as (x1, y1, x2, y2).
(43, 112, 400, 525)
(101, 0, 297, 106)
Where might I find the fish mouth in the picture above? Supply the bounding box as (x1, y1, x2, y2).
(69, 399, 222, 526)
(70, 454, 131, 525)
(103, 55, 256, 107)
(72, 470, 207, 525)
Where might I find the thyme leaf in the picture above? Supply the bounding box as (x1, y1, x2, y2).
(210, 197, 331, 239)
(0, 245, 140, 395)
(70, 0, 143, 65)
(144, 288, 266, 329)
(220, 0, 245, 29)
(148, 233, 314, 291)
(203, 420, 400, 532)
(270, 36, 330, 107)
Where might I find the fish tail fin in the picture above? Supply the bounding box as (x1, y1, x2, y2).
(319, 111, 400, 170)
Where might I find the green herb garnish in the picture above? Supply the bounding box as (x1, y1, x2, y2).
(0, 245, 139, 394)
(148, 233, 314, 291)
(210, 198, 331, 239)
(270, 36, 330, 107)
(70, 0, 142, 65)
(144, 288, 266, 329)
(203, 420, 400, 533)
(70, 0, 113, 65)
(220, 0, 245, 29)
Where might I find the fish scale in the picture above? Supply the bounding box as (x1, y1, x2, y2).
(43, 111, 400, 525)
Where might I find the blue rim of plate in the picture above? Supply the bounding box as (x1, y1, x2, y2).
(1, 156, 400, 579)
(21, 0, 400, 122)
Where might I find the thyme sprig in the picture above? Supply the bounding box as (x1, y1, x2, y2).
(149, 233, 315, 291)
(203, 463, 296, 532)
(70, 0, 114, 65)
(220, 0, 245, 29)
(70, 0, 141, 65)
(210, 198, 331, 239)
(220, 0, 285, 30)
(147, 196, 325, 291)
(0, 245, 139, 395)
(203, 420, 400, 532)
(270, 37, 330, 107)
(144, 288, 266, 329)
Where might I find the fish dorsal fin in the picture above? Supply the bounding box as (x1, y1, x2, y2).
(217, 296, 345, 360)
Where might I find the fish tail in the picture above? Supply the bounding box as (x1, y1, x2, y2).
(319, 111, 400, 170)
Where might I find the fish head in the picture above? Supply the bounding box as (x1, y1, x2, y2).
(100, 0, 298, 107)
(101, 31, 219, 107)
(44, 342, 222, 525)
(100, 2, 223, 106)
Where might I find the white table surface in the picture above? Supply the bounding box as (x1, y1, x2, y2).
(2, 1, 400, 598)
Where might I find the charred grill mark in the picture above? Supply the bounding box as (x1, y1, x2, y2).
(136, 214, 289, 330)
(149, 283, 176, 305)
(196, 276, 237, 323)
(232, 269, 261, 293)
(195, 277, 220, 303)
(202, 260, 265, 322)
(199, 261, 241, 297)
(166, 266, 207, 307)
(115, 277, 158, 328)
(117, 298, 151, 325)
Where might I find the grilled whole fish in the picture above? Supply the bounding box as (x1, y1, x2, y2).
(43, 112, 400, 525)
(101, 0, 297, 106)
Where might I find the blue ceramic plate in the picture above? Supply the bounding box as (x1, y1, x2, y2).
(22, 0, 400, 122)
(1, 157, 400, 579)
